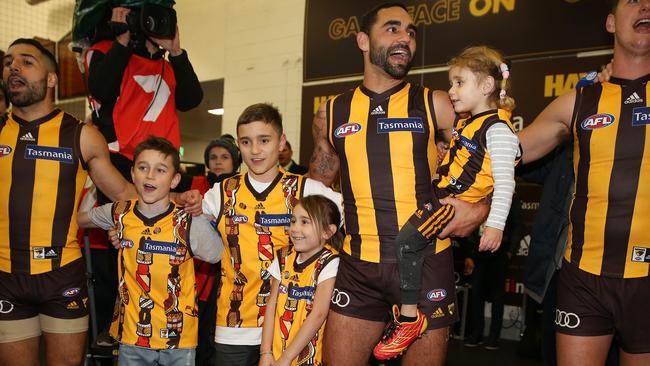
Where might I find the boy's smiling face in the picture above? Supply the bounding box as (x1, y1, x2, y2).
(237, 120, 286, 183)
(131, 149, 180, 210)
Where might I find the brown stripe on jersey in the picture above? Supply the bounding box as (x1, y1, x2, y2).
(569, 84, 601, 265)
(452, 115, 494, 196)
(74, 123, 88, 171)
(368, 95, 399, 261)
(330, 92, 361, 257)
(427, 89, 439, 133)
(410, 86, 435, 207)
(215, 183, 225, 227)
(50, 116, 81, 270)
(9, 124, 38, 273)
(601, 83, 646, 276)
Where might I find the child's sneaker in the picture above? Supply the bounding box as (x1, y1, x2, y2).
(373, 305, 428, 360)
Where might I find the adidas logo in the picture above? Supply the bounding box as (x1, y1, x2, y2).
(624, 92, 644, 104)
(141, 228, 152, 235)
(370, 105, 385, 115)
(45, 249, 58, 258)
(19, 132, 35, 141)
(431, 307, 445, 319)
(254, 203, 265, 210)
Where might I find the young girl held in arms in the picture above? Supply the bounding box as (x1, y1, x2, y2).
(259, 195, 343, 366)
(374, 46, 521, 360)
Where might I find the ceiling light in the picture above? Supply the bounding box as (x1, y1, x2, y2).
(208, 108, 224, 115)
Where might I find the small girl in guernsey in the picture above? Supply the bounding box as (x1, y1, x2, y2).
(259, 195, 343, 366)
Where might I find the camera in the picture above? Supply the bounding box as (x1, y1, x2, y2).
(126, 3, 177, 39)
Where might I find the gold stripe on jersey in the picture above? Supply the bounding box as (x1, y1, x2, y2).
(424, 92, 438, 181)
(272, 246, 337, 366)
(109, 200, 197, 349)
(339, 89, 377, 262)
(567, 76, 650, 278)
(327, 82, 450, 263)
(0, 110, 86, 274)
(216, 171, 306, 330)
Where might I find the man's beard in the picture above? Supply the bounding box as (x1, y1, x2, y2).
(8, 76, 47, 107)
(369, 43, 413, 79)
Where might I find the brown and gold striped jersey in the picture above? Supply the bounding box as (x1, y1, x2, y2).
(567, 75, 650, 278)
(0, 110, 87, 274)
(326, 82, 451, 263)
(437, 109, 517, 202)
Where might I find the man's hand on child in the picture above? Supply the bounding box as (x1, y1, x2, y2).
(436, 141, 449, 164)
(108, 228, 120, 249)
(438, 197, 489, 238)
(598, 61, 613, 83)
(576, 60, 613, 89)
(176, 189, 203, 215)
(479, 226, 503, 253)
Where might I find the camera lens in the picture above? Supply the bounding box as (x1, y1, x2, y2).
(144, 16, 156, 32)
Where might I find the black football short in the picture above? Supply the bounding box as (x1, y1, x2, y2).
(0, 258, 89, 321)
(331, 249, 458, 330)
(556, 260, 650, 353)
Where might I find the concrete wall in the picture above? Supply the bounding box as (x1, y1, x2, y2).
(0, 0, 74, 48)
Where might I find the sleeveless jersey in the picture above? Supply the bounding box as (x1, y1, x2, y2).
(0, 110, 87, 274)
(567, 75, 650, 278)
(272, 246, 338, 366)
(216, 171, 306, 330)
(86, 40, 179, 160)
(109, 200, 197, 349)
(437, 109, 518, 202)
(326, 81, 450, 263)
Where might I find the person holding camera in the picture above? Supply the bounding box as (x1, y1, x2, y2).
(83, 4, 203, 353)
(85, 5, 203, 191)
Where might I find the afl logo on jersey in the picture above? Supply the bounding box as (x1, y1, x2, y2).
(427, 289, 447, 302)
(581, 114, 615, 130)
(231, 215, 249, 224)
(0, 145, 12, 158)
(335, 123, 362, 138)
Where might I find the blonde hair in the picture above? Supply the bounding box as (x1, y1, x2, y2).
(448, 46, 516, 112)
